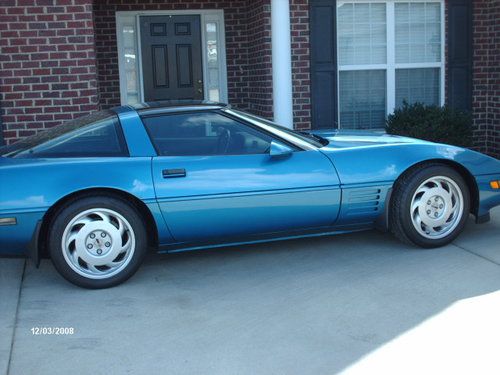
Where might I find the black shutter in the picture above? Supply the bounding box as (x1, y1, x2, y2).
(447, 0, 473, 111)
(310, 0, 337, 129)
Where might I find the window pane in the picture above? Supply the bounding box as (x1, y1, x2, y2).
(395, 68, 440, 107)
(395, 2, 441, 63)
(120, 22, 140, 105)
(339, 70, 387, 129)
(3, 113, 126, 158)
(206, 22, 220, 102)
(338, 3, 386, 66)
(143, 113, 273, 156)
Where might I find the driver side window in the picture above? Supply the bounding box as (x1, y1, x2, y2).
(142, 112, 273, 156)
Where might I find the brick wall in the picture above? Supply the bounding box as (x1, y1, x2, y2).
(0, 0, 313, 144)
(246, 0, 273, 118)
(486, 0, 499, 159)
(93, 0, 270, 116)
(290, 0, 311, 130)
(472, 0, 489, 155)
(3, 0, 496, 154)
(0, 0, 99, 145)
(93, 0, 311, 128)
(223, 0, 253, 111)
(472, 0, 500, 159)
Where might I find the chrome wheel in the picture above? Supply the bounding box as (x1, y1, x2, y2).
(410, 176, 464, 239)
(61, 208, 136, 279)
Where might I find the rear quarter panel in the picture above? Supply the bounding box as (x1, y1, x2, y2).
(0, 157, 169, 255)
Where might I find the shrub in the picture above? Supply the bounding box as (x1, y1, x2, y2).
(386, 101, 473, 148)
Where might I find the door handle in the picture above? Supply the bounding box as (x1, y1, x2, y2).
(162, 169, 186, 178)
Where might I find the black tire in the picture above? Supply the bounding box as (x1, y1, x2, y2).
(48, 195, 148, 289)
(390, 164, 470, 248)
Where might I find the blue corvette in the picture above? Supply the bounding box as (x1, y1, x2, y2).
(1, 101, 499, 288)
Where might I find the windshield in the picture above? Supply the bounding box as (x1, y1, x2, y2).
(0, 110, 126, 158)
(224, 109, 328, 148)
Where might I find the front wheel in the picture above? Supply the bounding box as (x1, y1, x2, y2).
(48, 196, 148, 288)
(390, 164, 470, 248)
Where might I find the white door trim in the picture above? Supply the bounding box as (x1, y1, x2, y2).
(271, 0, 294, 129)
(115, 9, 228, 105)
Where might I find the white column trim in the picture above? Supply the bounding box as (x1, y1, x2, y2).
(271, 0, 294, 128)
(386, 1, 396, 114)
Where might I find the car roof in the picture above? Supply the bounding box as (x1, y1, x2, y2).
(122, 100, 228, 116)
(132, 100, 227, 109)
(111, 100, 228, 117)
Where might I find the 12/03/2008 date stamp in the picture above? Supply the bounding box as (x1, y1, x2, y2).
(31, 327, 75, 335)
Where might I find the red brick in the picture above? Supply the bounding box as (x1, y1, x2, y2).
(2, 0, 496, 158)
(0, 0, 98, 144)
(470, 0, 500, 158)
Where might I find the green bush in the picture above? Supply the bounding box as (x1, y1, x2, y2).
(386, 101, 473, 147)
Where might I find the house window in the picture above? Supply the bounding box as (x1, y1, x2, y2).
(337, 1, 444, 129)
(206, 22, 221, 102)
(118, 23, 140, 105)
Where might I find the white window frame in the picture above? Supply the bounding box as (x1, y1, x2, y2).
(116, 10, 228, 105)
(336, 0, 445, 129)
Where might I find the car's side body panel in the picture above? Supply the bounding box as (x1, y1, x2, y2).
(0, 211, 44, 255)
(321, 139, 499, 185)
(0, 157, 174, 255)
(475, 173, 500, 217)
(152, 150, 341, 243)
(316, 133, 500, 221)
(337, 183, 393, 227)
(114, 106, 157, 157)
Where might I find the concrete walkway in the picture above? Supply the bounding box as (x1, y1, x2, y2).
(1, 207, 500, 375)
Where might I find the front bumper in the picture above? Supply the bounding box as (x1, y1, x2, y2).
(475, 173, 500, 220)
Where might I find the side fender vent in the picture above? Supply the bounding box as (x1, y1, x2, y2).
(345, 188, 382, 216)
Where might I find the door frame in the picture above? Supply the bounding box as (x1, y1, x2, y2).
(116, 10, 228, 105)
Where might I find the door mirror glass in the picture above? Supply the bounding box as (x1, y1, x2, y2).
(269, 141, 293, 158)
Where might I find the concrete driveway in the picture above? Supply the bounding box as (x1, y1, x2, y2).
(1, 207, 500, 375)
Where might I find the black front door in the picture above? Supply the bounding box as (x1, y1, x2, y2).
(140, 15, 203, 101)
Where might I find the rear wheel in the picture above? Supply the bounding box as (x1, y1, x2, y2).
(48, 196, 148, 288)
(391, 164, 470, 248)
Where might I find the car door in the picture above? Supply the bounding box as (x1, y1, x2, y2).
(143, 111, 341, 243)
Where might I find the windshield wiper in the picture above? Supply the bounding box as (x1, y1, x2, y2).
(298, 131, 328, 146)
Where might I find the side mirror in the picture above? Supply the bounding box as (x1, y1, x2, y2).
(269, 141, 293, 158)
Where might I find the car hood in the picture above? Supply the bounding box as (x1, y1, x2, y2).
(308, 129, 500, 185)
(311, 129, 430, 149)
